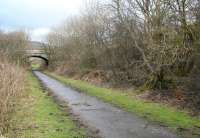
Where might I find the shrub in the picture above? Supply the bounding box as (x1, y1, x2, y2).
(0, 52, 26, 134)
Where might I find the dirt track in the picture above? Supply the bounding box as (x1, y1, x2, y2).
(34, 71, 179, 138)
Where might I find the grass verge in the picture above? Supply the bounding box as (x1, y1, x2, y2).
(45, 72, 200, 133)
(8, 73, 87, 138)
(31, 63, 41, 70)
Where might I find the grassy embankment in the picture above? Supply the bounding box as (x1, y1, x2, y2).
(8, 73, 87, 138)
(45, 72, 200, 133)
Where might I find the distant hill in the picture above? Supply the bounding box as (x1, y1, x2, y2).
(28, 41, 46, 50)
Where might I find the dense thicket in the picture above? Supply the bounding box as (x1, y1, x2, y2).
(0, 31, 28, 65)
(0, 31, 28, 135)
(47, 0, 200, 92)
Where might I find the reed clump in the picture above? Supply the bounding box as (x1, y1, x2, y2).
(0, 52, 26, 134)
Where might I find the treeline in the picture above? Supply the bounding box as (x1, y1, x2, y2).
(0, 30, 28, 135)
(0, 30, 28, 65)
(47, 0, 200, 90)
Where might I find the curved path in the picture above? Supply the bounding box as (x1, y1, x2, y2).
(34, 71, 179, 138)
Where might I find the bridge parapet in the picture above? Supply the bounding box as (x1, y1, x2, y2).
(26, 49, 48, 65)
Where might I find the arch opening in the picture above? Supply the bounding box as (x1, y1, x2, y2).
(29, 55, 48, 65)
(28, 55, 48, 70)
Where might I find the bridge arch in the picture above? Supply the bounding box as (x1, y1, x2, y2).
(28, 55, 49, 66)
(26, 41, 49, 68)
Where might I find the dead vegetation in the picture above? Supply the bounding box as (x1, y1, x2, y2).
(0, 30, 28, 135)
(46, 0, 200, 114)
(0, 52, 26, 135)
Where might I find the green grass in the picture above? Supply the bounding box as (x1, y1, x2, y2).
(31, 63, 41, 70)
(46, 72, 200, 131)
(8, 73, 87, 138)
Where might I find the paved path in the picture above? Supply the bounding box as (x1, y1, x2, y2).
(34, 71, 179, 138)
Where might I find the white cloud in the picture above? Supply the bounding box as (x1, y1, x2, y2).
(31, 28, 51, 42)
(0, 0, 85, 28)
(0, 0, 87, 42)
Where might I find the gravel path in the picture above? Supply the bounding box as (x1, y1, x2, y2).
(34, 71, 179, 138)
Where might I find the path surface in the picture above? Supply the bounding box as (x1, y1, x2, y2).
(34, 71, 179, 138)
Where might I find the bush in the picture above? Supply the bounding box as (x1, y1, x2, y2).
(0, 53, 26, 134)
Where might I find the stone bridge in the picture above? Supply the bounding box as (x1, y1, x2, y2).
(26, 49, 48, 65)
(26, 41, 49, 66)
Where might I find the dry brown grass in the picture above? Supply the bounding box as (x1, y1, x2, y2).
(0, 52, 26, 135)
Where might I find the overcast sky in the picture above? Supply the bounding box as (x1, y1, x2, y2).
(0, 0, 85, 42)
